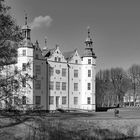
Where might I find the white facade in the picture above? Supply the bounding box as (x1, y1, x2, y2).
(2, 20, 96, 111)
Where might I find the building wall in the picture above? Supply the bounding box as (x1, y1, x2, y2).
(33, 48, 47, 110)
(47, 47, 68, 110)
(81, 57, 96, 110)
(17, 47, 34, 108)
(68, 51, 82, 109)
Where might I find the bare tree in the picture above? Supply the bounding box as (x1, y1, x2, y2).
(96, 70, 114, 107)
(96, 68, 130, 107)
(110, 68, 130, 107)
(127, 64, 140, 106)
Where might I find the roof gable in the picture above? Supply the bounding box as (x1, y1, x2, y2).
(63, 49, 81, 64)
(46, 46, 67, 63)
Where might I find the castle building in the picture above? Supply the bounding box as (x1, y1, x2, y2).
(5, 17, 96, 111)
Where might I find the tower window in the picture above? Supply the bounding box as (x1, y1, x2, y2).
(22, 50, 26, 56)
(88, 70, 91, 77)
(87, 83, 91, 90)
(74, 70, 78, 77)
(74, 97, 78, 105)
(87, 97, 91, 104)
(88, 59, 91, 64)
(74, 83, 78, 91)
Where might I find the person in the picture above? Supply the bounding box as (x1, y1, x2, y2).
(114, 108, 119, 117)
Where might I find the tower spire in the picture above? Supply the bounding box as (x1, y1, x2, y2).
(85, 26, 93, 46)
(83, 27, 96, 58)
(22, 12, 31, 41)
(87, 26, 90, 38)
(25, 13, 28, 25)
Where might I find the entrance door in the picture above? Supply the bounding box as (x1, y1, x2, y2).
(56, 96, 60, 108)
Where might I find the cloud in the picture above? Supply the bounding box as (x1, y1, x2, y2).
(31, 15, 53, 29)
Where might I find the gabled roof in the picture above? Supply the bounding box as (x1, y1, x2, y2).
(63, 51, 75, 61)
(43, 48, 56, 58)
(63, 49, 80, 61)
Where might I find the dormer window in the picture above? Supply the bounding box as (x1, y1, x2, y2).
(88, 59, 91, 64)
(58, 57, 61, 62)
(75, 60, 78, 64)
(55, 57, 57, 61)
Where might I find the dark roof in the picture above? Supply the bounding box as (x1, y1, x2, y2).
(63, 51, 75, 61)
(43, 48, 56, 58)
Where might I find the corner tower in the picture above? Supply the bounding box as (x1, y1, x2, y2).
(17, 14, 34, 108)
(81, 27, 96, 111)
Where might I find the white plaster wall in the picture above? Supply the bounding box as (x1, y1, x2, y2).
(17, 47, 34, 108)
(47, 47, 68, 110)
(81, 57, 96, 110)
(68, 51, 82, 109)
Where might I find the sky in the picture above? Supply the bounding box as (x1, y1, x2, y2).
(6, 0, 140, 72)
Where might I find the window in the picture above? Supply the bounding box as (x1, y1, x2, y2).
(74, 97, 78, 105)
(22, 50, 26, 56)
(35, 65, 41, 75)
(49, 81, 54, 90)
(35, 96, 41, 105)
(74, 70, 78, 77)
(22, 78, 26, 87)
(22, 63, 26, 71)
(56, 82, 60, 90)
(87, 97, 91, 104)
(88, 59, 91, 64)
(35, 80, 41, 89)
(49, 67, 54, 76)
(62, 82, 66, 90)
(22, 96, 26, 105)
(75, 60, 78, 64)
(74, 83, 78, 91)
(49, 96, 54, 105)
(87, 83, 91, 90)
(55, 57, 57, 61)
(62, 96, 66, 105)
(62, 68, 66, 77)
(88, 70, 91, 77)
(35, 54, 38, 59)
(58, 57, 61, 62)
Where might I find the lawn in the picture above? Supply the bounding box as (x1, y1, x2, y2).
(1, 108, 140, 140)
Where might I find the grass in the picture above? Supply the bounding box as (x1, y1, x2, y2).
(1, 108, 140, 139)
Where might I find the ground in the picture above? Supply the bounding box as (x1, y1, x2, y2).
(1, 107, 140, 139)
